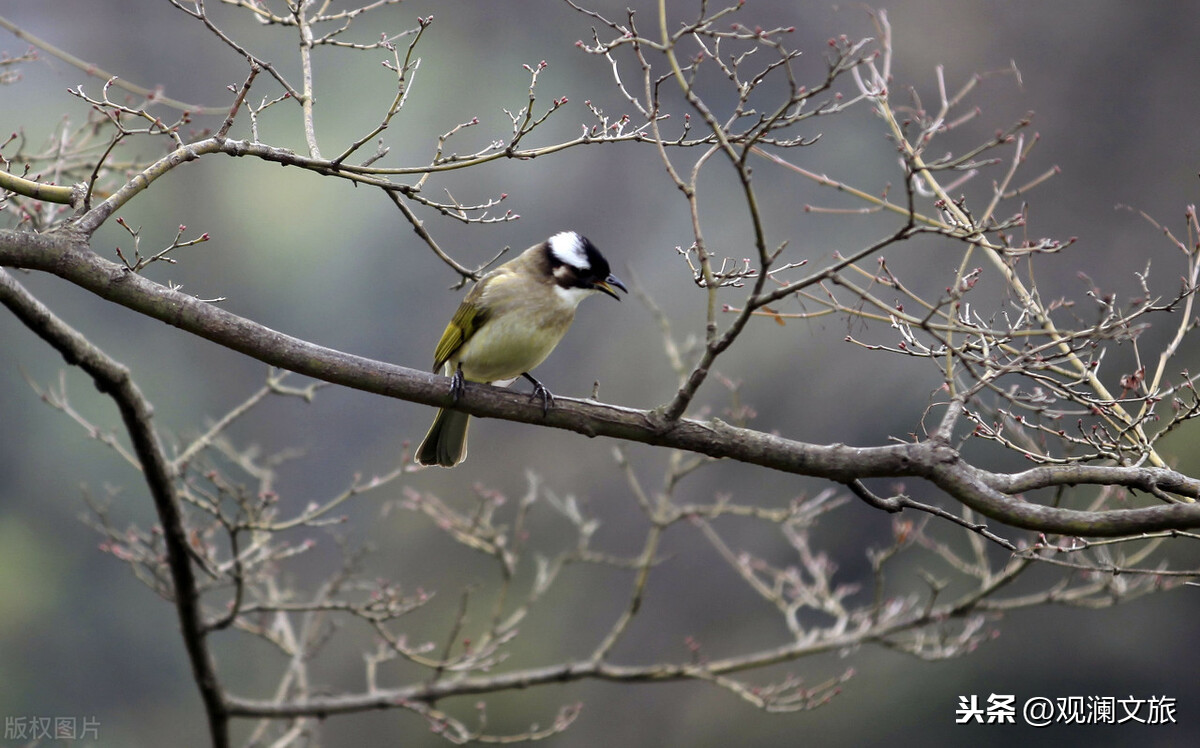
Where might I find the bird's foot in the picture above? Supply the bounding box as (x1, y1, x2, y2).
(522, 372, 554, 415)
(450, 365, 466, 402)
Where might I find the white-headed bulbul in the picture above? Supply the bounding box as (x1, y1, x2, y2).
(415, 231, 626, 467)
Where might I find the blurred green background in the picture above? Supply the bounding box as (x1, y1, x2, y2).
(3, 1, 1200, 745)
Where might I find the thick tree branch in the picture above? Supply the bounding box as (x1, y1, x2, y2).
(0, 267, 230, 748)
(4, 228, 1200, 537)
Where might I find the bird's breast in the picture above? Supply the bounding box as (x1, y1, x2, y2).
(452, 305, 576, 383)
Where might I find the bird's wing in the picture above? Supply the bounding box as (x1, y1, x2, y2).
(431, 283, 492, 371)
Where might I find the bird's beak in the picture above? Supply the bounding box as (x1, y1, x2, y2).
(594, 273, 628, 301)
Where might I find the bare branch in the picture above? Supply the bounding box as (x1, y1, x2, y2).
(0, 267, 230, 747)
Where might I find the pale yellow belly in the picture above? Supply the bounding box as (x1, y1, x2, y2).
(450, 312, 572, 383)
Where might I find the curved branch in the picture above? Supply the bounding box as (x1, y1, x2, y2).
(0, 170, 84, 207)
(4, 227, 1200, 539)
(0, 267, 230, 748)
(63, 133, 654, 236)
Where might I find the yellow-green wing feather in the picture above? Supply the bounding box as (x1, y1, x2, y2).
(432, 290, 490, 371)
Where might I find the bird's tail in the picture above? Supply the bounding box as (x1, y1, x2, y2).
(416, 408, 471, 467)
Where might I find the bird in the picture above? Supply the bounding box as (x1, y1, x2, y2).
(415, 231, 627, 467)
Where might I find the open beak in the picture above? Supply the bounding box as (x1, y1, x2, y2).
(594, 273, 628, 301)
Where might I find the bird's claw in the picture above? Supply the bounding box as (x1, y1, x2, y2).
(523, 373, 554, 415)
(450, 366, 465, 402)
(530, 383, 554, 415)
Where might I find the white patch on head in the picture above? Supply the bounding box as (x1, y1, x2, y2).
(547, 231, 590, 270)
